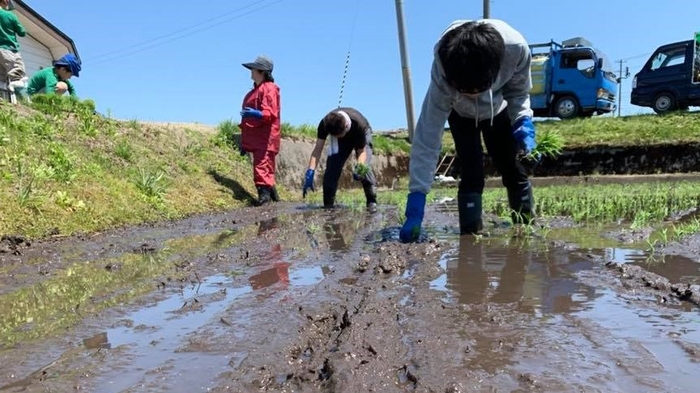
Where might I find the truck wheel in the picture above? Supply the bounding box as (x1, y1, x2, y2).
(554, 96, 579, 119)
(653, 93, 676, 114)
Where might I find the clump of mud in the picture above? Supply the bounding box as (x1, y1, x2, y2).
(605, 261, 700, 307)
(0, 235, 30, 256)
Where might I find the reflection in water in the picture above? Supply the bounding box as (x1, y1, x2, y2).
(248, 217, 290, 290)
(212, 228, 239, 248)
(605, 247, 700, 285)
(289, 266, 327, 286)
(439, 238, 601, 375)
(257, 217, 280, 236)
(248, 216, 340, 291)
(83, 332, 111, 350)
(249, 262, 291, 290)
(445, 238, 598, 315)
(323, 210, 368, 252)
(324, 222, 348, 251)
(95, 274, 250, 392)
(432, 238, 700, 388)
(249, 219, 289, 290)
(605, 247, 647, 264)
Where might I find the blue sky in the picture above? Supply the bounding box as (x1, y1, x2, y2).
(25, 0, 698, 131)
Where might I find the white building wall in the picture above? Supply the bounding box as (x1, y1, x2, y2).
(18, 33, 53, 76)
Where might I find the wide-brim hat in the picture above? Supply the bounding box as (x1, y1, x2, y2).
(242, 55, 273, 72)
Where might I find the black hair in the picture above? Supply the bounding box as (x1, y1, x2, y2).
(262, 70, 274, 83)
(437, 21, 505, 93)
(324, 112, 348, 136)
(54, 65, 71, 73)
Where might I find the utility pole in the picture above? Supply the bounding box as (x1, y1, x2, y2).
(394, 0, 416, 141)
(483, 0, 490, 18)
(616, 59, 631, 117)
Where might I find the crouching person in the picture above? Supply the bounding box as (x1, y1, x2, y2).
(302, 107, 378, 213)
(26, 53, 81, 97)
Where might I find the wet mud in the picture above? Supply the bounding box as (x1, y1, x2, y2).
(1, 202, 700, 392)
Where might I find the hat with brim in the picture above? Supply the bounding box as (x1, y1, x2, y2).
(54, 53, 81, 77)
(242, 55, 273, 72)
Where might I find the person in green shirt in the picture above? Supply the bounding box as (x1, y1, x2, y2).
(26, 53, 81, 97)
(0, 0, 27, 88)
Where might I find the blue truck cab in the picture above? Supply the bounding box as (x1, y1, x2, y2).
(529, 37, 618, 119)
(630, 33, 700, 114)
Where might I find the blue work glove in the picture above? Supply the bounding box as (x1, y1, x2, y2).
(302, 169, 315, 198)
(512, 117, 537, 156)
(240, 107, 263, 119)
(399, 192, 426, 243)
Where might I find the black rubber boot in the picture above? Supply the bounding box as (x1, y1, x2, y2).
(457, 192, 483, 234)
(256, 186, 272, 206)
(507, 183, 535, 225)
(363, 182, 378, 213)
(270, 186, 280, 202)
(322, 193, 335, 209)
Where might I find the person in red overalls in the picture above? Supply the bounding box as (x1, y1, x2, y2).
(240, 55, 281, 206)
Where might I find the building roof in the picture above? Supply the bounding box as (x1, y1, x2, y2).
(13, 0, 79, 61)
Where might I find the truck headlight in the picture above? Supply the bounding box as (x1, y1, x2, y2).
(597, 88, 612, 99)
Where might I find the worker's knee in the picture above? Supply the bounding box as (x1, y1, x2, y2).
(55, 81, 68, 95)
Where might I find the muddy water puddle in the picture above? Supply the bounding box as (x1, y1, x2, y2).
(89, 274, 251, 392)
(3, 204, 700, 391)
(427, 238, 700, 391)
(89, 262, 328, 393)
(0, 207, 382, 391)
(602, 247, 700, 285)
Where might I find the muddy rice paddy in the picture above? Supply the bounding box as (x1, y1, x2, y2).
(1, 198, 699, 392)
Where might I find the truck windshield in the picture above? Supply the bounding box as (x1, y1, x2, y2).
(595, 50, 617, 82)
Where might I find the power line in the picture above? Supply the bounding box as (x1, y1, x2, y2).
(619, 52, 650, 61)
(90, 0, 276, 61)
(89, 0, 283, 66)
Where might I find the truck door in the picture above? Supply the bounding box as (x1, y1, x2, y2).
(643, 44, 689, 99)
(693, 32, 700, 84)
(553, 49, 598, 117)
(691, 34, 700, 103)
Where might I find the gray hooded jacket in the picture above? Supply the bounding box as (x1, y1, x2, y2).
(408, 19, 533, 195)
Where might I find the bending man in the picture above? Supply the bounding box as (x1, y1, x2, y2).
(399, 19, 537, 242)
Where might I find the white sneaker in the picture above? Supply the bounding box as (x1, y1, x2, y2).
(8, 78, 26, 92)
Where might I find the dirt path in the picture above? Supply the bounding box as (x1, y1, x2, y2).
(0, 202, 699, 392)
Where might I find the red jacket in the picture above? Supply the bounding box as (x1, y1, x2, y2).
(240, 81, 281, 153)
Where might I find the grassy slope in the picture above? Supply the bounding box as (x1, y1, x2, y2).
(440, 112, 700, 153)
(532, 112, 700, 147)
(2, 96, 699, 240)
(0, 96, 258, 238)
